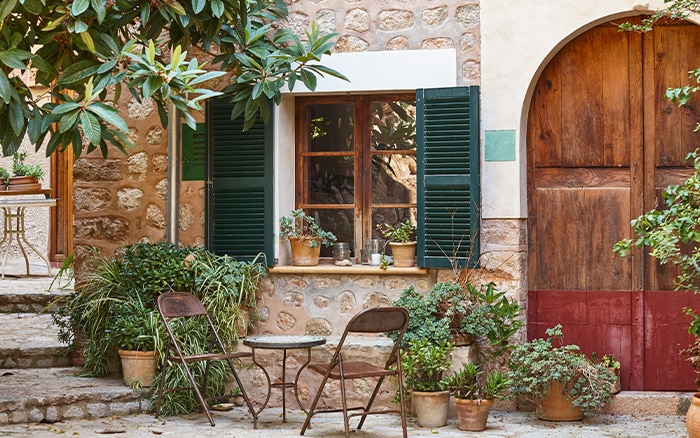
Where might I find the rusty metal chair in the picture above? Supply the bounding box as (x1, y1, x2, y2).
(154, 291, 257, 427)
(300, 306, 409, 438)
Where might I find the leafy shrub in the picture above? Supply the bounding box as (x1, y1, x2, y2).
(507, 325, 615, 415)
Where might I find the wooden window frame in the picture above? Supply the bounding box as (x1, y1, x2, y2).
(295, 94, 417, 256)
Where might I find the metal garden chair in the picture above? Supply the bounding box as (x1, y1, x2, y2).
(300, 306, 409, 438)
(154, 291, 258, 427)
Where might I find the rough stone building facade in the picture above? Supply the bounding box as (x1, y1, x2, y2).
(6, 0, 696, 405)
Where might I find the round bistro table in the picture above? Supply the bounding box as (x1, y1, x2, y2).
(242, 334, 326, 422)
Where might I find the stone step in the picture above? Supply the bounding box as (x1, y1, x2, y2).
(0, 367, 150, 425)
(0, 269, 73, 313)
(0, 313, 71, 368)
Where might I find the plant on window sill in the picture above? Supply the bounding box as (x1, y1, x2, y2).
(280, 209, 336, 248)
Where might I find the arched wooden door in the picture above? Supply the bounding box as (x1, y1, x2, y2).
(528, 18, 700, 390)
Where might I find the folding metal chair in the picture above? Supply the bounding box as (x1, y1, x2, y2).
(154, 291, 258, 427)
(300, 306, 409, 438)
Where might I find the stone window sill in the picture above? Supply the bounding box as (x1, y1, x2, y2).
(269, 264, 428, 275)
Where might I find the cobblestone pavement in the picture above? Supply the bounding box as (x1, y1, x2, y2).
(0, 408, 688, 437)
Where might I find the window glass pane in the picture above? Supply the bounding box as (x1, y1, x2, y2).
(371, 100, 416, 151)
(308, 156, 355, 204)
(309, 208, 355, 258)
(371, 154, 416, 204)
(308, 103, 354, 152)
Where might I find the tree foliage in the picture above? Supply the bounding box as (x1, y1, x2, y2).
(0, 0, 346, 158)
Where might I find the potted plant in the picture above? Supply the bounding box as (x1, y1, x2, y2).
(426, 281, 471, 345)
(280, 209, 336, 266)
(592, 352, 621, 395)
(445, 362, 511, 431)
(106, 297, 162, 388)
(391, 280, 523, 353)
(389, 284, 451, 350)
(400, 338, 454, 428)
(507, 325, 616, 421)
(376, 220, 416, 267)
(3, 152, 44, 190)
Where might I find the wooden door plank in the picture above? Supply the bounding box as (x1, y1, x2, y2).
(601, 26, 632, 167)
(560, 30, 604, 166)
(530, 57, 562, 167)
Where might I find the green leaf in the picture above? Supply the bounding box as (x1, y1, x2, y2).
(56, 60, 101, 86)
(97, 59, 118, 74)
(73, 19, 88, 33)
(59, 110, 80, 133)
(0, 70, 13, 103)
(86, 102, 129, 132)
(71, 0, 89, 16)
(211, 0, 224, 18)
(0, 49, 32, 70)
(8, 98, 25, 136)
(80, 32, 96, 53)
(52, 102, 82, 115)
(0, 0, 18, 23)
(29, 55, 58, 77)
(169, 0, 186, 15)
(192, 0, 205, 14)
(90, 0, 106, 23)
(80, 110, 101, 145)
(21, 0, 43, 15)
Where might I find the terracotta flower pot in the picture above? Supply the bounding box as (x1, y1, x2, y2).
(412, 390, 450, 427)
(687, 392, 700, 438)
(118, 349, 157, 387)
(455, 398, 493, 431)
(536, 380, 584, 421)
(289, 237, 322, 266)
(390, 241, 416, 267)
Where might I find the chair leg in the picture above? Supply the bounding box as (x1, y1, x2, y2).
(225, 358, 258, 429)
(181, 359, 216, 427)
(300, 373, 331, 436)
(338, 358, 350, 438)
(154, 354, 169, 420)
(397, 358, 407, 438)
(356, 375, 385, 431)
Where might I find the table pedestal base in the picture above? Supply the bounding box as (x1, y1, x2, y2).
(1, 206, 52, 279)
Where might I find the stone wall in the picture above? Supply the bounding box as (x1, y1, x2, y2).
(287, 0, 481, 85)
(72, 94, 205, 272)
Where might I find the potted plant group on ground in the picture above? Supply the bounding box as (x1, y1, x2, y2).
(445, 362, 511, 431)
(507, 325, 616, 421)
(390, 279, 523, 428)
(376, 220, 416, 267)
(400, 338, 454, 428)
(280, 209, 336, 266)
(51, 241, 267, 414)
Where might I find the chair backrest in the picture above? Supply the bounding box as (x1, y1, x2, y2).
(346, 306, 409, 335)
(332, 307, 409, 367)
(158, 292, 208, 318)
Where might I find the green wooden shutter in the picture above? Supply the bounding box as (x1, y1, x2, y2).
(206, 97, 273, 265)
(416, 86, 480, 268)
(182, 123, 205, 181)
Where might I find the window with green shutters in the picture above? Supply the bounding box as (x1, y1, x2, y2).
(416, 86, 480, 269)
(204, 87, 479, 268)
(206, 97, 274, 265)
